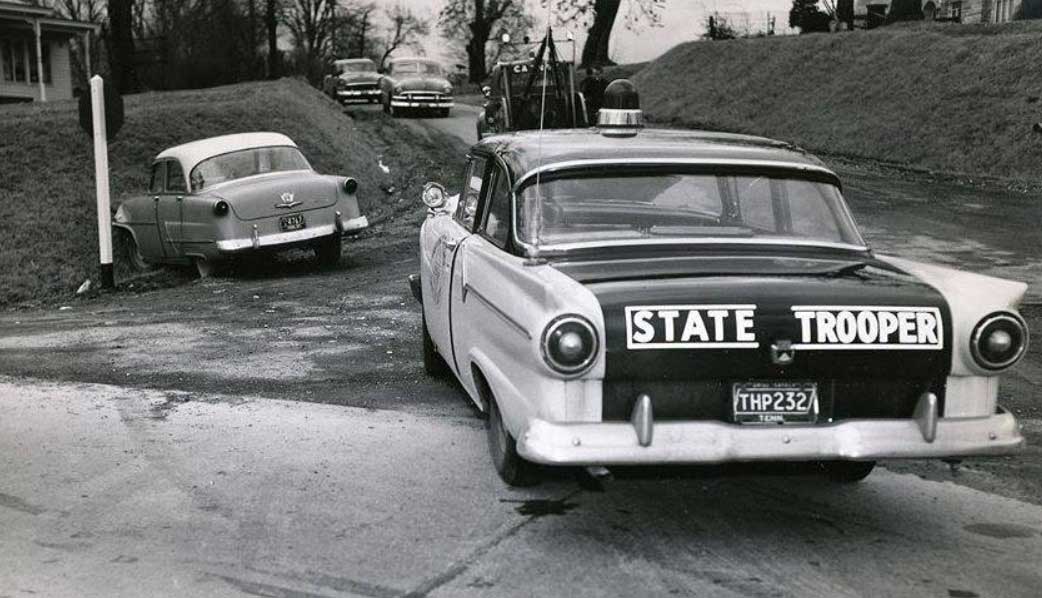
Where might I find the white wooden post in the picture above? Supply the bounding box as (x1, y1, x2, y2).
(33, 19, 46, 102)
(91, 75, 114, 288)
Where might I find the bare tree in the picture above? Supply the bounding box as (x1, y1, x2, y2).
(266, 0, 281, 78)
(284, 0, 337, 70)
(548, 0, 665, 67)
(108, 0, 140, 92)
(379, 4, 429, 66)
(439, 0, 529, 83)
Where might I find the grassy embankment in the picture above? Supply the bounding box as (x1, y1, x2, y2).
(632, 21, 1042, 181)
(0, 78, 455, 307)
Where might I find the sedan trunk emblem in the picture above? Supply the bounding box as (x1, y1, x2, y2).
(770, 340, 795, 366)
(275, 192, 301, 209)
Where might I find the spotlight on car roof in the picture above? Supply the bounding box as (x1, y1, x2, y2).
(597, 79, 644, 137)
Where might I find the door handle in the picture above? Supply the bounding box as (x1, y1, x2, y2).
(176, 196, 184, 202)
(152, 195, 160, 202)
(444, 239, 459, 250)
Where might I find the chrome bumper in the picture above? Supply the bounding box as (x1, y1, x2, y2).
(338, 214, 368, 234)
(217, 224, 337, 252)
(338, 89, 379, 99)
(391, 95, 453, 108)
(516, 409, 1024, 466)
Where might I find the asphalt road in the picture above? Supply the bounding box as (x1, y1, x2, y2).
(4, 377, 1041, 598)
(3, 104, 1042, 597)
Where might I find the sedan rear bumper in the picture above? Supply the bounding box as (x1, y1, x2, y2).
(516, 409, 1024, 466)
(217, 223, 337, 252)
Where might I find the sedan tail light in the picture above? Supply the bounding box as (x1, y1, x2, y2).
(971, 312, 1028, 370)
(213, 200, 230, 216)
(542, 315, 598, 375)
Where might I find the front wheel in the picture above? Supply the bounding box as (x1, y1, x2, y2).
(487, 396, 539, 487)
(819, 460, 876, 483)
(117, 229, 153, 273)
(315, 234, 342, 267)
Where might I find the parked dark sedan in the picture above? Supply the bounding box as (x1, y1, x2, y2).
(379, 57, 454, 118)
(331, 58, 381, 104)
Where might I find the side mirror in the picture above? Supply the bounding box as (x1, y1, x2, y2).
(422, 182, 447, 211)
(481, 85, 492, 98)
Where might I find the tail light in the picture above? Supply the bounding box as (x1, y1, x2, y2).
(970, 312, 1028, 370)
(542, 315, 598, 375)
(343, 178, 358, 194)
(213, 200, 229, 216)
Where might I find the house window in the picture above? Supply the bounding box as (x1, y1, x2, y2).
(951, 1, 962, 21)
(1, 38, 51, 84)
(28, 41, 51, 84)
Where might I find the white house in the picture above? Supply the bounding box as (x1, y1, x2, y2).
(855, 0, 1037, 23)
(0, 0, 98, 103)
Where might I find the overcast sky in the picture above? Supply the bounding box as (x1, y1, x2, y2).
(390, 0, 796, 65)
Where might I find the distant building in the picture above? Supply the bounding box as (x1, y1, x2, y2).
(0, 1, 98, 103)
(854, 0, 1040, 24)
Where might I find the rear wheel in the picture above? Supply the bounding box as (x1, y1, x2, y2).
(421, 311, 449, 377)
(315, 234, 342, 267)
(194, 258, 215, 279)
(819, 460, 876, 483)
(487, 395, 539, 487)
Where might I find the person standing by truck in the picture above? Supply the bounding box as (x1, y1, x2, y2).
(580, 66, 607, 123)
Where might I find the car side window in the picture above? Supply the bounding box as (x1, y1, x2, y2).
(149, 162, 166, 194)
(481, 167, 511, 248)
(166, 160, 187, 193)
(455, 156, 488, 231)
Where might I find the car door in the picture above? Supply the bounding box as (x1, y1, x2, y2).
(156, 158, 187, 257)
(449, 161, 531, 400)
(421, 155, 490, 376)
(135, 161, 168, 260)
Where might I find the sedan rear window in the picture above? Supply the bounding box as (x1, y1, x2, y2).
(190, 146, 311, 191)
(516, 169, 864, 248)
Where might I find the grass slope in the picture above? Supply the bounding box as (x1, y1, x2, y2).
(633, 21, 1042, 180)
(0, 78, 450, 307)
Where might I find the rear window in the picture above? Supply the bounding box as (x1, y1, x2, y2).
(516, 168, 863, 248)
(190, 146, 311, 191)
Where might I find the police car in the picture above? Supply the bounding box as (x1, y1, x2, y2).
(410, 80, 1030, 486)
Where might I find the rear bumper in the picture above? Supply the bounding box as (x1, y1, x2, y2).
(217, 224, 337, 252)
(516, 409, 1024, 466)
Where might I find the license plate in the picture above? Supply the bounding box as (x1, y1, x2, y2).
(732, 382, 818, 425)
(279, 214, 306, 232)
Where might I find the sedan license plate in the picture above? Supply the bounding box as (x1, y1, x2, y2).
(279, 214, 306, 232)
(732, 382, 818, 424)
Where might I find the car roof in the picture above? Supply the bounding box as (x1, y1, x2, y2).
(155, 132, 297, 172)
(335, 58, 374, 64)
(475, 128, 837, 186)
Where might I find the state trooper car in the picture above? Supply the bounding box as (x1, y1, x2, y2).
(410, 81, 1030, 486)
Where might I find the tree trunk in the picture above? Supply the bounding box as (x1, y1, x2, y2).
(581, 0, 620, 67)
(108, 0, 139, 93)
(266, 0, 279, 79)
(467, 22, 490, 83)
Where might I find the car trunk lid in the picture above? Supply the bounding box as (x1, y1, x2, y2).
(211, 173, 337, 221)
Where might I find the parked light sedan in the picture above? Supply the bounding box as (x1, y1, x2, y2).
(410, 93, 1029, 487)
(379, 57, 454, 118)
(113, 132, 368, 276)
